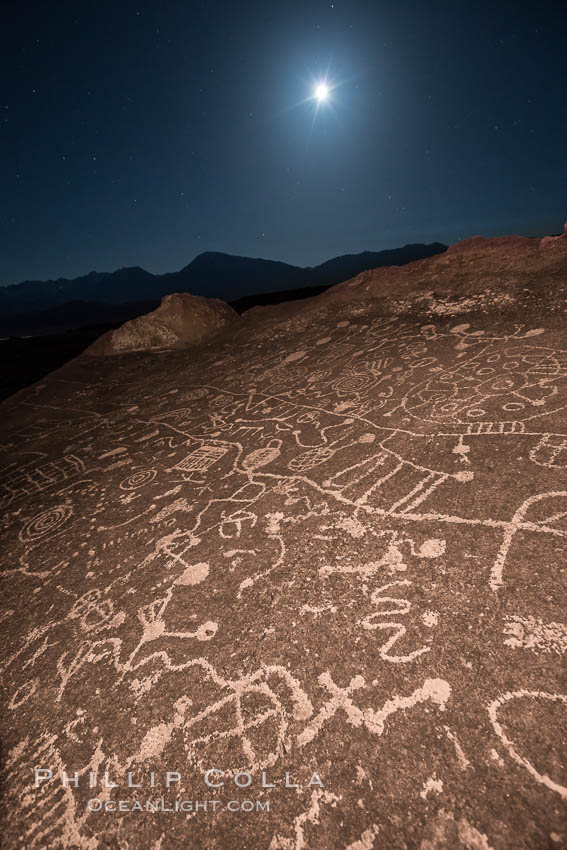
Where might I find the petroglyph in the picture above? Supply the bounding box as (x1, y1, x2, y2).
(119, 468, 157, 489)
(0, 455, 85, 508)
(530, 433, 567, 467)
(269, 789, 341, 850)
(18, 504, 74, 543)
(488, 690, 567, 799)
(345, 824, 380, 850)
(420, 810, 495, 850)
(360, 580, 431, 663)
(1, 734, 98, 849)
(490, 491, 567, 591)
(173, 445, 229, 474)
(503, 615, 567, 655)
(182, 662, 313, 774)
(297, 674, 451, 747)
(420, 775, 443, 799)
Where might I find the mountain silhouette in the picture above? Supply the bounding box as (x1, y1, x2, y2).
(0, 242, 447, 336)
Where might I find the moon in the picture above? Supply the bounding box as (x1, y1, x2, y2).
(314, 82, 329, 102)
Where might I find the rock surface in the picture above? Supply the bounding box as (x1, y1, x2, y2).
(85, 292, 239, 355)
(1, 230, 566, 849)
(246, 225, 567, 328)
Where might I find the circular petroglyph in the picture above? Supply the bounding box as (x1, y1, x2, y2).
(69, 589, 116, 631)
(183, 677, 285, 773)
(19, 504, 73, 543)
(120, 468, 157, 490)
(182, 387, 209, 400)
(488, 377, 517, 391)
(288, 446, 336, 472)
(488, 690, 567, 799)
(358, 433, 377, 444)
(439, 402, 461, 414)
(332, 374, 374, 394)
(210, 394, 232, 407)
(196, 621, 218, 641)
(242, 440, 282, 470)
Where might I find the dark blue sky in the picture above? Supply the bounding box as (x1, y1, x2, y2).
(2, 0, 566, 286)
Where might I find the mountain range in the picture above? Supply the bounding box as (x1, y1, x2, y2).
(0, 242, 447, 336)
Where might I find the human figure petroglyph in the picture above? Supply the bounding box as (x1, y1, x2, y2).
(42, 558, 214, 701)
(123, 594, 218, 675)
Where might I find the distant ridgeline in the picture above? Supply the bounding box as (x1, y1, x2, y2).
(0, 244, 446, 337)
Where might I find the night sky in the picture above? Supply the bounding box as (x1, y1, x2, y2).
(2, 0, 566, 287)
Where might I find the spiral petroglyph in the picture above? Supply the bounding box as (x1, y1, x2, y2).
(18, 504, 74, 543)
(119, 468, 158, 490)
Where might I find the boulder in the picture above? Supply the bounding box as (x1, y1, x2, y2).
(85, 292, 239, 355)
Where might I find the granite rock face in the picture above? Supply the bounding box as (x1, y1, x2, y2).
(1, 229, 566, 849)
(329, 224, 567, 302)
(85, 292, 240, 355)
(244, 226, 567, 328)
